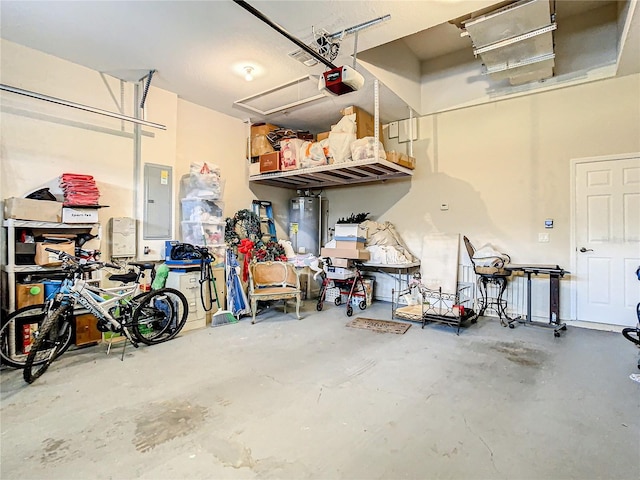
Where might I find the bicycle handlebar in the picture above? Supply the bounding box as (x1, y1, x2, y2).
(44, 247, 119, 269)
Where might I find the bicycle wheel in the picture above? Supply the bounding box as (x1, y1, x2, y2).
(622, 327, 640, 346)
(131, 288, 188, 345)
(1, 304, 73, 369)
(23, 306, 73, 384)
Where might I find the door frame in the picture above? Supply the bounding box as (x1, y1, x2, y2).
(569, 151, 640, 328)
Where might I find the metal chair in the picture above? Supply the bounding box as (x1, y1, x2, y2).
(248, 261, 302, 324)
(463, 236, 512, 326)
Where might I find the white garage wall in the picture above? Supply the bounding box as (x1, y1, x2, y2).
(325, 72, 640, 319)
(0, 38, 291, 264)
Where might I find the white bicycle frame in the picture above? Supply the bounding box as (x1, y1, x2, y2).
(60, 277, 144, 339)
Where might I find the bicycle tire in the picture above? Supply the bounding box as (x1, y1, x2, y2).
(131, 288, 188, 345)
(1, 304, 73, 369)
(23, 306, 72, 384)
(622, 327, 640, 346)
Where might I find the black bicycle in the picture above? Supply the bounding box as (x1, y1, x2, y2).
(621, 268, 640, 369)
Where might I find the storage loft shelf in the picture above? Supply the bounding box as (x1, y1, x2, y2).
(249, 157, 413, 189)
(3, 219, 97, 229)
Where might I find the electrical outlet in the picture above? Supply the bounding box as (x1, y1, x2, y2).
(538, 233, 550, 243)
(440, 203, 449, 211)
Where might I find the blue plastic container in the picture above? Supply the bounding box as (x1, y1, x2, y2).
(42, 280, 62, 301)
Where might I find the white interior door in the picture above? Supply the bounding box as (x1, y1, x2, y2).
(575, 155, 640, 326)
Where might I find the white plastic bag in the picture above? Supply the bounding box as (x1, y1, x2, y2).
(350, 137, 386, 161)
(184, 162, 223, 199)
(329, 114, 357, 163)
(300, 141, 328, 168)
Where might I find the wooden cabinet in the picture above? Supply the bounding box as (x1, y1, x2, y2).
(75, 313, 102, 346)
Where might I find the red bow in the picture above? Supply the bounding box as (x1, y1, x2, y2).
(238, 239, 254, 281)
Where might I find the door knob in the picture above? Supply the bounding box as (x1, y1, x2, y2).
(579, 247, 593, 253)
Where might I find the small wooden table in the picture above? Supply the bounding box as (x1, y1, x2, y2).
(503, 264, 569, 336)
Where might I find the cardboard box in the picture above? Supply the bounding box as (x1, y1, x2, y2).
(249, 161, 261, 177)
(251, 123, 279, 137)
(340, 106, 383, 142)
(316, 131, 330, 142)
(250, 134, 275, 157)
(329, 257, 354, 268)
(35, 239, 75, 266)
(334, 223, 367, 239)
(335, 240, 366, 250)
(386, 151, 416, 170)
(16, 283, 44, 309)
(4, 197, 61, 222)
(321, 247, 370, 261)
(62, 207, 99, 223)
(22, 323, 38, 354)
(259, 152, 281, 173)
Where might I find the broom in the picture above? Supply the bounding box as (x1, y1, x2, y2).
(207, 241, 237, 327)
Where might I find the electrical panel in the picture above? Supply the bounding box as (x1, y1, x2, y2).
(109, 217, 136, 257)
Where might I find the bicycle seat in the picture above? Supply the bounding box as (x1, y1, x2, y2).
(109, 270, 138, 284)
(129, 262, 155, 270)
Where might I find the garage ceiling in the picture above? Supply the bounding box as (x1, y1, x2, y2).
(1, 1, 638, 132)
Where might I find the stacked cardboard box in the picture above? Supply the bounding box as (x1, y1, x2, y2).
(321, 223, 369, 261)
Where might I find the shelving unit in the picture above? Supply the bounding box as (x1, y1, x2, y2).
(2, 218, 102, 314)
(248, 79, 414, 190)
(249, 156, 413, 189)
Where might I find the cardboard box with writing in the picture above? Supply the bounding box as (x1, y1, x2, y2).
(62, 207, 99, 223)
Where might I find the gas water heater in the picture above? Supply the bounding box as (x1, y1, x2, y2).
(289, 196, 326, 256)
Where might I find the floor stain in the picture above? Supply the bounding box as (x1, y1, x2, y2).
(207, 437, 256, 469)
(133, 399, 207, 453)
(490, 341, 545, 367)
(40, 438, 70, 464)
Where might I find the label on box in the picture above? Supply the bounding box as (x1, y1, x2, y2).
(62, 207, 99, 223)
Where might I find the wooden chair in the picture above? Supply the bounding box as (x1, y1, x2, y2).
(463, 236, 512, 325)
(248, 261, 302, 324)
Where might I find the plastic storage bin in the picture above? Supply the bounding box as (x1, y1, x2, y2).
(181, 221, 225, 246)
(181, 198, 224, 222)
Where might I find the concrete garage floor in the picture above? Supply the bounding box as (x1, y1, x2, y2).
(1, 301, 639, 480)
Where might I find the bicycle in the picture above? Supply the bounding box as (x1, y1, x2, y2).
(621, 267, 640, 370)
(22, 248, 188, 384)
(0, 260, 154, 369)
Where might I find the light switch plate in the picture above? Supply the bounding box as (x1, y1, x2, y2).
(538, 232, 550, 243)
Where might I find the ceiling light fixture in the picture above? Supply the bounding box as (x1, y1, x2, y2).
(244, 66, 254, 81)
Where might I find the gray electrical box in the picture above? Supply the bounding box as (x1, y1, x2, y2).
(143, 164, 172, 239)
